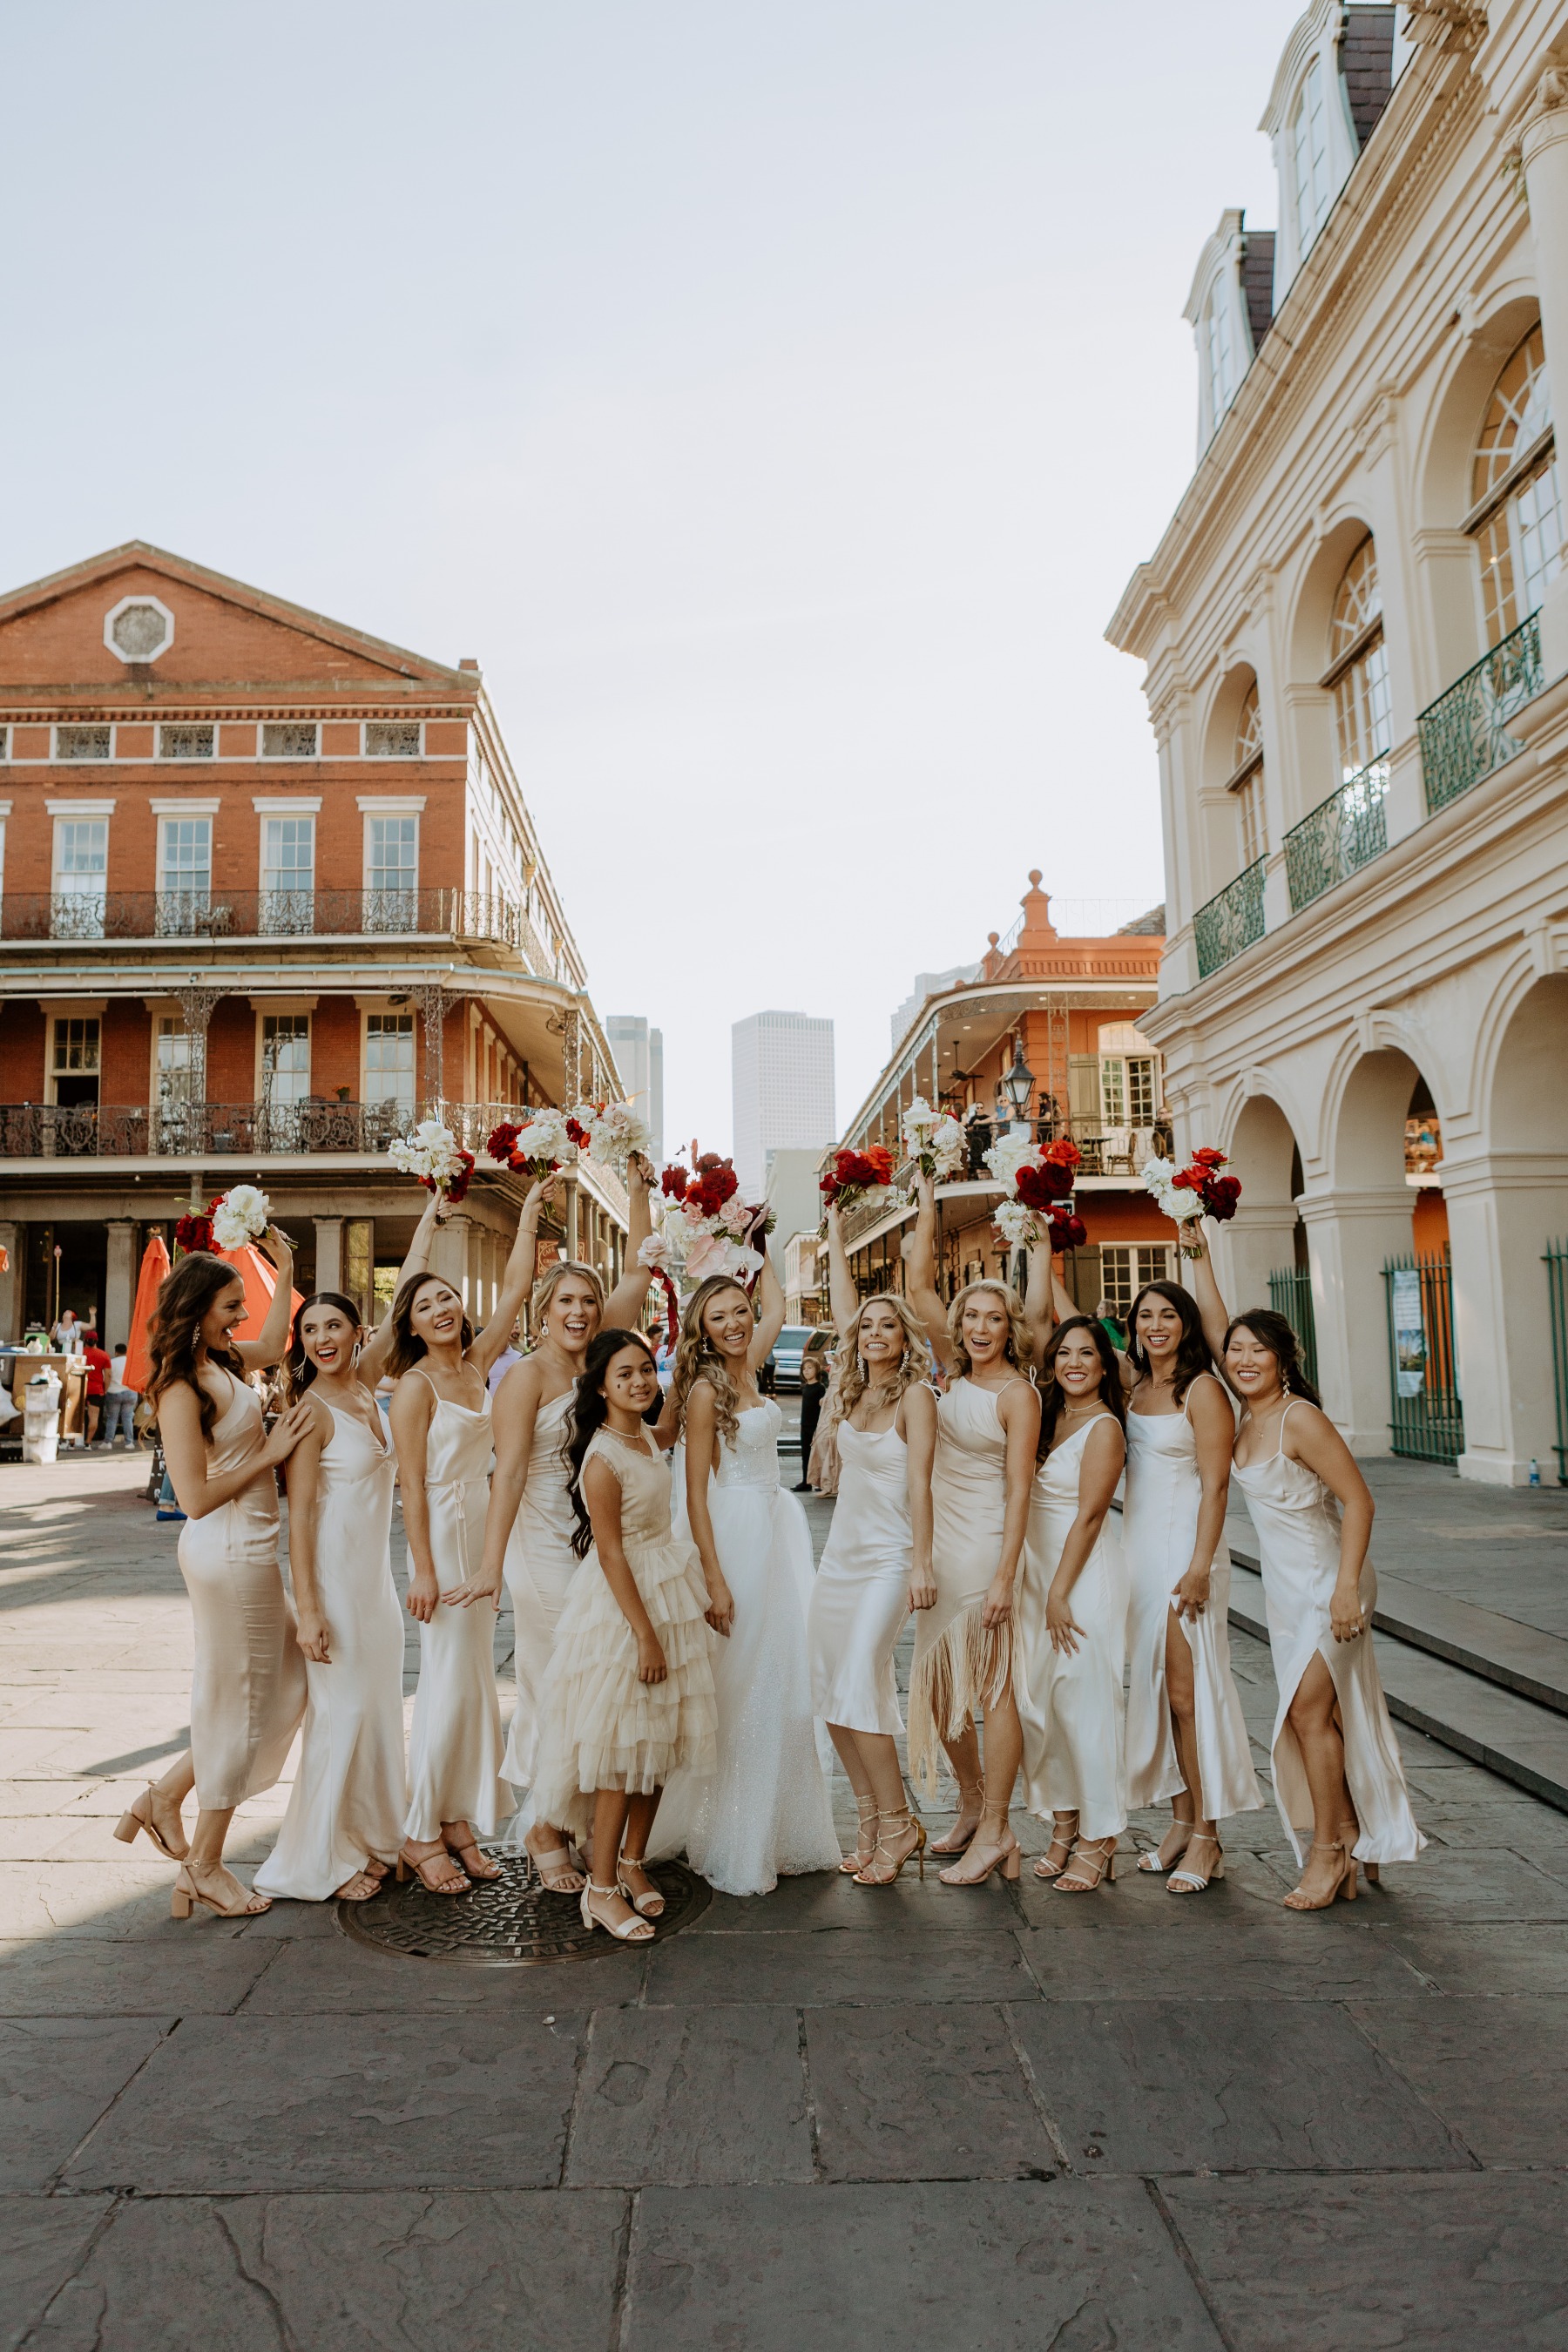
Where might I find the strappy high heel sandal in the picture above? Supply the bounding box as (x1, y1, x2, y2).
(929, 1775, 986, 1855)
(938, 1824, 1021, 1887)
(1284, 1840, 1355, 1909)
(170, 1862, 270, 1919)
(1137, 1820, 1193, 1876)
(1340, 1820, 1378, 1884)
(840, 1794, 880, 1875)
(617, 1853, 665, 1918)
(1055, 1835, 1117, 1894)
(1034, 1811, 1079, 1881)
(442, 1826, 502, 1882)
(396, 1843, 471, 1895)
(580, 1879, 655, 1943)
(855, 1810, 926, 1886)
(526, 1837, 585, 1895)
(1167, 1832, 1224, 1895)
(114, 1784, 186, 1863)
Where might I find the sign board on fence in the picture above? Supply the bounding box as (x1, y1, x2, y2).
(1391, 1267, 1427, 1397)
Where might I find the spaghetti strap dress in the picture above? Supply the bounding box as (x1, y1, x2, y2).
(256, 1402, 407, 1898)
(1013, 1418, 1129, 1842)
(1122, 1376, 1261, 1821)
(403, 1370, 509, 1844)
(531, 1429, 717, 1841)
(807, 1416, 911, 1736)
(501, 1387, 582, 1802)
(177, 1372, 307, 1809)
(908, 1377, 1024, 1795)
(1231, 1403, 1424, 1868)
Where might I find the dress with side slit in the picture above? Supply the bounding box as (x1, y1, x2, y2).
(177, 1372, 307, 1809)
(1122, 1377, 1262, 1823)
(402, 1369, 509, 1844)
(1230, 1402, 1423, 1868)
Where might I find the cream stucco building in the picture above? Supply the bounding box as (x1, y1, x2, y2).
(1109, 3, 1568, 1484)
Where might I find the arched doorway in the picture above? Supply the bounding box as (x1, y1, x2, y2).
(1224, 1092, 1306, 1317)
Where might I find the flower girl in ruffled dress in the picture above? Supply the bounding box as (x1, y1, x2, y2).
(531, 1332, 717, 1942)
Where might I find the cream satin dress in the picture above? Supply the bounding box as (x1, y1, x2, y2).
(908, 1377, 1025, 1794)
(256, 1402, 408, 1900)
(1231, 1402, 1424, 1868)
(177, 1372, 306, 1809)
(501, 1388, 582, 1802)
(403, 1371, 509, 1843)
(1014, 1417, 1129, 1842)
(1122, 1377, 1262, 1823)
(807, 1417, 911, 1737)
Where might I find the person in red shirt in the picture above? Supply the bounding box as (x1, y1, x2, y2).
(81, 1331, 111, 1446)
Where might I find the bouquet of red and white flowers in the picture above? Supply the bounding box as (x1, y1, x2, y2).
(1141, 1146, 1240, 1257)
(640, 1149, 772, 1288)
(175, 1184, 285, 1257)
(389, 1119, 475, 1202)
(486, 1108, 577, 1183)
(819, 1145, 897, 1223)
(900, 1097, 966, 1187)
(986, 1133, 1085, 1254)
(570, 1098, 652, 1179)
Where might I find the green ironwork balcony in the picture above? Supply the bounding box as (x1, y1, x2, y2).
(1418, 611, 1543, 814)
(1193, 858, 1265, 979)
(1284, 756, 1389, 912)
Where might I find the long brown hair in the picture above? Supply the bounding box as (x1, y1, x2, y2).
(828, 1292, 931, 1429)
(145, 1254, 246, 1443)
(385, 1272, 473, 1377)
(1222, 1308, 1323, 1409)
(286, 1291, 363, 1403)
(1125, 1280, 1213, 1407)
(1037, 1315, 1126, 1456)
(672, 1275, 753, 1447)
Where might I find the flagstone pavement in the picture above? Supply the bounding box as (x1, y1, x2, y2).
(3, 1449, 1567, 2350)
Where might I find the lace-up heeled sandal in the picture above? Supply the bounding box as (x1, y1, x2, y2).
(581, 1879, 655, 1943)
(1054, 1835, 1117, 1894)
(929, 1775, 986, 1855)
(1034, 1811, 1079, 1881)
(840, 1794, 880, 1875)
(617, 1852, 665, 1918)
(855, 1810, 926, 1886)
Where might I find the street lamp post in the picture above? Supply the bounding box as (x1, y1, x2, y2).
(1002, 1039, 1034, 1135)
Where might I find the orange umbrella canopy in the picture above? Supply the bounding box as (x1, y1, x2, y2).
(216, 1242, 304, 1343)
(122, 1234, 171, 1394)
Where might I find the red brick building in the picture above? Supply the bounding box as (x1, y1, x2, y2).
(835, 873, 1176, 1319)
(0, 542, 626, 1345)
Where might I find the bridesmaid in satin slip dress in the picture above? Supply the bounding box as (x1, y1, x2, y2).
(476, 1154, 658, 1895)
(805, 1203, 938, 1884)
(134, 1235, 314, 1920)
(906, 1174, 1042, 1888)
(254, 1194, 445, 1904)
(1191, 1243, 1423, 1909)
(1024, 1254, 1261, 1894)
(1013, 1317, 1129, 1894)
(387, 1179, 557, 1894)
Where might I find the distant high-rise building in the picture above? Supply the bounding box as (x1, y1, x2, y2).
(731, 1011, 835, 1201)
(606, 1015, 664, 1166)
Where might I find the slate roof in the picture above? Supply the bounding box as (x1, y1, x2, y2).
(1342, 4, 1396, 150)
(1241, 233, 1277, 355)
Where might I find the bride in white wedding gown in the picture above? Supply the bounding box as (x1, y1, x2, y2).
(652, 1258, 839, 1895)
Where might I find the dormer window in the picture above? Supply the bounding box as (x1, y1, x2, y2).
(1292, 59, 1334, 259)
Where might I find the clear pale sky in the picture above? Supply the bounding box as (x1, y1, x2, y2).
(2, 2, 1303, 1161)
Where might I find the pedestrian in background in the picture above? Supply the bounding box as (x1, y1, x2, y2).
(101, 1343, 139, 1448)
(81, 1330, 111, 1444)
(794, 1347, 825, 1491)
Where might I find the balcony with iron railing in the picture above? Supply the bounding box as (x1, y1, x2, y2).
(0, 885, 566, 977)
(1193, 858, 1266, 979)
(1417, 611, 1544, 815)
(1284, 755, 1389, 913)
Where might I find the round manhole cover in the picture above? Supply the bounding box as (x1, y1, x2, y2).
(337, 1848, 711, 1965)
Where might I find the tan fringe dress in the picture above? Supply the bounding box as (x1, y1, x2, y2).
(908, 1375, 1027, 1794)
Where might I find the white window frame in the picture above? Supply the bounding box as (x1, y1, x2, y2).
(256, 1009, 314, 1107)
(1291, 58, 1332, 260)
(1098, 1243, 1174, 1320)
(50, 808, 112, 901)
(362, 720, 424, 758)
(361, 1007, 417, 1116)
(47, 1012, 103, 1106)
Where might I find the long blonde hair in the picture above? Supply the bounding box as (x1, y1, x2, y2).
(828, 1291, 930, 1428)
(672, 1274, 753, 1448)
(531, 1259, 605, 1335)
(946, 1278, 1031, 1379)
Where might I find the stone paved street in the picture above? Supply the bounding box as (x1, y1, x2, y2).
(3, 1450, 1568, 2349)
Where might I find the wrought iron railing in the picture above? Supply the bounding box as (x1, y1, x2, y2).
(1418, 611, 1544, 815)
(1193, 859, 1266, 979)
(0, 886, 564, 975)
(0, 1099, 409, 1159)
(1284, 757, 1389, 912)
(1382, 1248, 1463, 1463)
(1268, 1263, 1320, 1393)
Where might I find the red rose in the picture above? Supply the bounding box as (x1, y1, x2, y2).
(661, 1165, 689, 1200)
(1192, 1146, 1227, 1169)
(1044, 1138, 1082, 1171)
(486, 1120, 522, 1161)
(446, 1149, 476, 1206)
(1171, 1166, 1200, 1192)
(174, 1213, 215, 1254)
(865, 1146, 894, 1183)
(565, 1117, 592, 1150)
(1203, 1173, 1241, 1220)
(1048, 1211, 1087, 1252)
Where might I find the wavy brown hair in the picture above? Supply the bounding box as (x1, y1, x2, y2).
(828, 1292, 931, 1429)
(672, 1275, 753, 1448)
(145, 1254, 247, 1444)
(286, 1292, 363, 1403)
(1125, 1280, 1213, 1408)
(1037, 1315, 1127, 1457)
(532, 1259, 605, 1332)
(384, 1272, 473, 1378)
(946, 1278, 1031, 1381)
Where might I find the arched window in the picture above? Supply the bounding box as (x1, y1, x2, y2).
(1229, 681, 1266, 868)
(1327, 536, 1390, 781)
(1291, 59, 1333, 259)
(1471, 325, 1562, 645)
